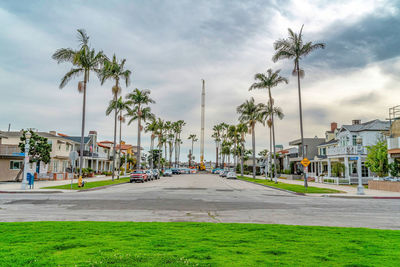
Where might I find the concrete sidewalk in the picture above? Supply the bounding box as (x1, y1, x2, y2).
(248, 175, 400, 198)
(0, 175, 120, 193)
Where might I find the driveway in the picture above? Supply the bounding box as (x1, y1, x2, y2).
(1, 173, 399, 229)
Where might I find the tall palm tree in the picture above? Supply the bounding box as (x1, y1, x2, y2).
(237, 98, 265, 178)
(106, 96, 130, 179)
(236, 122, 248, 177)
(173, 120, 186, 167)
(220, 122, 229, 168)
(155, 118, 165, 170)
(228, 125, 239, 170)
(272, 25, 325, 188)
(250, 68, 287, 182)
(101, 55, 132, 180)
(145, 118, 158, 171)
(261, 104, 284, 182)
(188, 134, 198, 167)
(212, 124, 223, 168)
(126, 88, 155, 169)
(52, 29, 105, 178)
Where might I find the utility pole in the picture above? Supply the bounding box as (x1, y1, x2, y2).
(200, 79, 205, 170)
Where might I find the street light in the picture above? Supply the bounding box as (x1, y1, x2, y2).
(356, 136, 365, 195)
(21, 130, 31, 190)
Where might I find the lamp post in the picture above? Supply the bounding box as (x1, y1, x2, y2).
(21, 131, 31, 190)
(356, 136, 365, 195)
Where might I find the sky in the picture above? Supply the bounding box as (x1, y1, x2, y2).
(0, 0, 400, 162)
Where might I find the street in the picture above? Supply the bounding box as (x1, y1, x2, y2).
(1, 173, 399, 229)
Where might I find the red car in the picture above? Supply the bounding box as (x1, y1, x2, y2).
(130, 170, 148, 183)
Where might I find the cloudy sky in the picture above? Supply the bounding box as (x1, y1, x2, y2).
(0, 0, 399, 162)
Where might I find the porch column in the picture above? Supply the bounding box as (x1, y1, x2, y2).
(327, 158, 331, 177)
(96, 160, 99, 173)
(344, 156, 349, 179)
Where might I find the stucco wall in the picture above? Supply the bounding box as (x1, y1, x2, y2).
(0, 159, 21, 181)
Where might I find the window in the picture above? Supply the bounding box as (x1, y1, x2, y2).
(353, 135, 357, 146)
(322, 148, 326, 155)
(58, 144, 62, 150)
(53, 161, 58, 172)
(10, 161, 23, 170)
(66, 144, 69, 151)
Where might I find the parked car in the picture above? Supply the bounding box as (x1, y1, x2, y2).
(130, 170, 148, 183)
(171, 168, 180, 175)
(145, 170, 154, 181)
(163, 169, 172, 177)
(212, 168, 223, 174)
(226, 172, 237, 179)
(152, 169, 160, 179)
(220, 171, 228, 177)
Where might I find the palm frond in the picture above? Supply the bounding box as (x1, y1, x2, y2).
(59, 68, 84, 89)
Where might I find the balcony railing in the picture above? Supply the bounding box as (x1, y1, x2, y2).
(388, 137, 400, 150)
(77, 150, 99, 158)
(327, 145, 366, 156)
(0, 144, 21, 156)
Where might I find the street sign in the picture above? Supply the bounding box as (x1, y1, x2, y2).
(301, 158, 310, 167)
(69, 151, 78, 167)
(349, 157, 358, 161)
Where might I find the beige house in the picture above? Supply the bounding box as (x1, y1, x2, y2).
(0, 133, 24, 181)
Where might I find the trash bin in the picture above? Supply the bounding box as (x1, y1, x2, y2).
(27, 173, 34, 189)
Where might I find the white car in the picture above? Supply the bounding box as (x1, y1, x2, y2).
(226, 172, 237, 179)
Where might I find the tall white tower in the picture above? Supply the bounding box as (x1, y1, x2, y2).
(200, 79, 205, 167)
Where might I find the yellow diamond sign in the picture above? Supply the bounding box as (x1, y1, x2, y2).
(301, 158, 310, 167)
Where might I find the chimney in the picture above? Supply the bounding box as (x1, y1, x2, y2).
(89, 130, 97, 135)
(330, 122, 337, 132)
(49, 131, 56, 135)
(352, 120, 361, 125)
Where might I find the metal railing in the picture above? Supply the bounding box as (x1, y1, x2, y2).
(327, 146, 366, 156)
(0, 144, 21, 156)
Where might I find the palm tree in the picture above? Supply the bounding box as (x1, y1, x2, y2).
(173, 120, 186, 167)
(52, 29, 105, 178)
(236, 122, 248, 177)
(237, 97, 265, 178)
(272, 25, 325, 188)
(212, 124, 223, 168)
(261, 104, 284, 182)
(101, 56, 132, 180)
(188, 134, 198, 167)
(228, 125, 240, 170)
(106, 96, 130, 179)
(126, 88, 155, 169)
(220, 123, 229, 168)
(145, 118, 158, 171)
(155, 118, 165, 170)
(250, 68, 287, 183)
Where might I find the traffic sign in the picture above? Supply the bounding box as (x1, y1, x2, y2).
(301, 158, 310, 167)
(69, 151, 78, 167)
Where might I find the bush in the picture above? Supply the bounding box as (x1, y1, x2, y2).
(283, 169, 291, 175)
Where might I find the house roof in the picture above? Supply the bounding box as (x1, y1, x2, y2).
(317, 139, 338, 147)
(63, 136, 91, 144)
(341, 119, 389, 132)
(0, 131, 80, 143)
(289, 137, 325, 146)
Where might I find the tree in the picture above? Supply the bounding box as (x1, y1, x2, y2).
(237, 98, 265, 178)
(365, 140, 388, 177)
(272, 25, 325, 188)
(250, 68, 287, 183)
(126, 88, 155, 169)
(212, 124, 223, 168)
(228, 125, 240, 170)
(52, 29, 106, 178)
(145, 118, 158, 170)
(260, 103, 284, 182)
(155, 118, 165, 169)
(188, 134, 198, 167)
(19, 130, 51, 174)
(100, 54, 132, 180)
(173, 120, 186, 167)
(236, 123, 248, 177)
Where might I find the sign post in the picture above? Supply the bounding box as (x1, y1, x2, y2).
(300, 158, 311, 189)
(69, 151, 78, 189)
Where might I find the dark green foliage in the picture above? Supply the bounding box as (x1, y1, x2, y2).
(19, 130, 51, 165)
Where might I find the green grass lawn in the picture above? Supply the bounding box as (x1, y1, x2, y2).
(238, 176, 343, 194)
(0, 222, 399, 266)
(42, 177, 130, 190)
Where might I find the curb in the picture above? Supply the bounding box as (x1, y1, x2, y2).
(77, 181, 130, 192)
(0, 190, 63, 194)
(237, 178, 305, 196)
(322, 195, 400, 199)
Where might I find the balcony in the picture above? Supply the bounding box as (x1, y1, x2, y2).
(327, 145, 366, 156)
(0, 144, 22, 156)
(388, 137, 400, 150)
(78, 150, 99, 158)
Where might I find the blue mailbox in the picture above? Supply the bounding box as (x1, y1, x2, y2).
(27, 173, 34, 188)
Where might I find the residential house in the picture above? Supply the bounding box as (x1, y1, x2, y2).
(0, 133, 24, 181)
(288, 137, 325, 174)
(314, 119, 389, 184)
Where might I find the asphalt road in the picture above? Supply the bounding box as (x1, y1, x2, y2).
(1, 173, 399, 229)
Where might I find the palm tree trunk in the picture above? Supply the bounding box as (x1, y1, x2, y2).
(150, 136, 154, 170)
(269, 125, 273, 181)
(112, 98, 117, 181)
(269, 87, 278, 184)
(297, 64, 307, 189)
(118, 110, 122, 178)
(252, 124, 256, 179)
(215, 145, 218, 169)
(158, 139, 162, 170)
(234, 140, 237, 170)
(240, 146, 244, 177)
(137, 115, 141, 170)
(78, 70, 88, 179)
